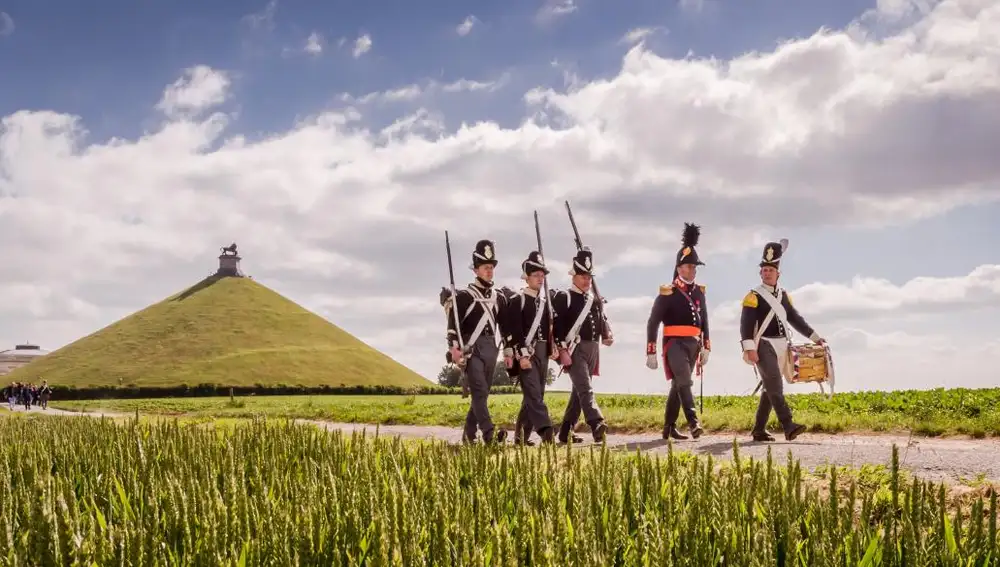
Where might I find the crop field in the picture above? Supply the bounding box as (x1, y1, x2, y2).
(53, 386, 1000, 437)
(2, 415, 998, 565)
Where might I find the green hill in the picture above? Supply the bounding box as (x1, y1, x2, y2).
(7, 275, 431, 391)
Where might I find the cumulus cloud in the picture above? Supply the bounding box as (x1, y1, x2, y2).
(304, 32, 323, 56)
(352, 33, 372, 58)
(456, 16, 478, 37)
(155, 65, 232, 118)
(711, 265, 1000, 329)
(2, 0, 999, 393)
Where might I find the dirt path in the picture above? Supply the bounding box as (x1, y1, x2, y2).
(9, 406, 999, 485)
(301, 421, 1000, 485)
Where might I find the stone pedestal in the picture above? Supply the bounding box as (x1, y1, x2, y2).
(216, 255, 244, 277)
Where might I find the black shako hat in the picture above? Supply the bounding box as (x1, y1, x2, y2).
(759, 238, 789, 269)
(568, 248, 593, 276)
(675, 223, 705, 268)
(520, 251, 549, 279)
(470, 239, 498, 270)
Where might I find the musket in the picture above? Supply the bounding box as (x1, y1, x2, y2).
(533, 210, 556, 342)
(564, 200, 610, 333)
(444, 230, 470, 397)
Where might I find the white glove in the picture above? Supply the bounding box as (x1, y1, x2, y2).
(699, 349, 710, 367)
(645, 354, 658, 370)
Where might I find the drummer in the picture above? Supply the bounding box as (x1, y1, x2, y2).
(739, 239, 825, 442)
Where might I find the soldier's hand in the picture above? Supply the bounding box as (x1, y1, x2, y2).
(746, 350, 759, 364)
(699, 349, 710, 367)
(558, 349, 572, 367)
(519, 357, 531, 370)
(602, 335, 614, 346)
(645, 354, 658, 370)
(450, 347, 464, 365)
(504, 356, 514, 369)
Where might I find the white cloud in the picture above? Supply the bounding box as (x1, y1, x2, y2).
(154, 65, 232, 118)
(338, 74, 509, 105)
(0, 12, 14, 37)
(711, 265, 1000, 330)
(2, 0, 1000, 394)
(304, 32, 323, 56)
(456, 15, 478, 37)
(241, 0, 277, 32)
(619, 27, 663, 45)
(535, 0, 578, 25)
(352, 33, 372, 58)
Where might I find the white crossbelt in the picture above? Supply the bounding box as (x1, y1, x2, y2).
(463, 285, 498, 351)
(522, 292, 546, 356)
(563, 291, 595, 355)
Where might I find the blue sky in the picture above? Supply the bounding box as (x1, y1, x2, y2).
(1, 0, 998, 394)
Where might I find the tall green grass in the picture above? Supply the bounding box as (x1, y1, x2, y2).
(1, 416, 996, 565)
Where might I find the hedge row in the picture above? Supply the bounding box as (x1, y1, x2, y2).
(41, 383, 524, 401)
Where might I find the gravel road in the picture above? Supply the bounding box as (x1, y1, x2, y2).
(7, 405, 998, 485)
(303, 421, 1000, 485)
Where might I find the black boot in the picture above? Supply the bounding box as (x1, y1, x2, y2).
(784, 423, 806, 441)
(751, 429, 775, 442)
(688, 420, 704, 439)
(590, 421, 608, 443)
(539, 426, 556, 445)
(558, 421, 584, 444)
(663, 424, 688, 440)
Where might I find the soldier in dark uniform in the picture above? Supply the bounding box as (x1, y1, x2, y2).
(739, 239, 822, 442)
(506, 251, 556, 445)
(443, 239, 512, 444)
(645, 223, 710, 440)
(552, 248, 612, 443)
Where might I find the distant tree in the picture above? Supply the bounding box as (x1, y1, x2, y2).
(437, 365, 463, 388)
(545, 366, 555, 386)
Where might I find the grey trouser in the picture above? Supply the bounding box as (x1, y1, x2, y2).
(560, 340, 605, 429)
(664, 337, 700, 428)
(463, 334, 500, 442)
(516, 340, 553, 438)
(753, 340, 794, 432)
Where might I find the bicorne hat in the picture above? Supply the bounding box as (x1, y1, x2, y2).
(568, 248, 594, 276)
(759, 238, 789, 269)
(470, 239, 498, 270)
(520, 250, 549, 280)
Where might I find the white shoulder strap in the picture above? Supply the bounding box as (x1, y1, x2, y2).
(524, 292, 546, 349)
(565, 291, 595, 348)
(754, 285, 792, 342)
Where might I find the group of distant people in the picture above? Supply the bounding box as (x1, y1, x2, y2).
(3, 380, 51, 411)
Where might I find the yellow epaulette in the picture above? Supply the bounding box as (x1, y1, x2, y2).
(659, 284, 674, 295)
(741, 290, 758, 308)
(698, 284, 706, 293)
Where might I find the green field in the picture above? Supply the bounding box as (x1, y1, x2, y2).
(2, 415, 997, 565)
(5, 275, 430, 390)
(53, 386, 1000, 437)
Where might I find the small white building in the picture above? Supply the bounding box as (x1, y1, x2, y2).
(0, 344, 49, 376)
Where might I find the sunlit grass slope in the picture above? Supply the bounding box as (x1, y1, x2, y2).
(6, 275, 430, 389)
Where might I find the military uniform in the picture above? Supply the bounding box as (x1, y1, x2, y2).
(739, 240, 818, 442)
(646, 223, 709, 440)
(443, 239, 512, 444)
(552, 249, 610, 443)
(506, 251, 556, 445)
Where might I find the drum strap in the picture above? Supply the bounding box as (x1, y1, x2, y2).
(754, 285, 793, 345)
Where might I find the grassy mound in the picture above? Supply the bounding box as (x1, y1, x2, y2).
(6, 275, 430, 390)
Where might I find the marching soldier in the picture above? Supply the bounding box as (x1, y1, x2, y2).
(442, 239, 512, 445)
(506, 251, 556, 445)
(645, 223, 710, 440)
(552, 248, 612, 443)
(739, 239, 821, 442)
